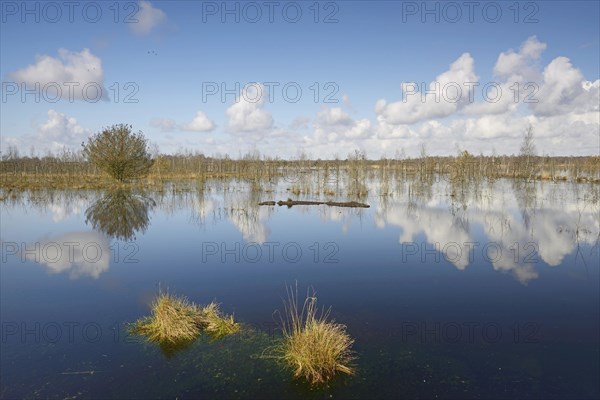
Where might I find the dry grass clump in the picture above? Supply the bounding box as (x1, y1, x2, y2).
(273, 285, 355, 385)
(131, 292, 239, 345)
(132, 292, 202, 344)
(199, 302, 240, 339)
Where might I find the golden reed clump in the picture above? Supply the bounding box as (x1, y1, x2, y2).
(272, 285, 355, 385)
(131, 292, 239, 344)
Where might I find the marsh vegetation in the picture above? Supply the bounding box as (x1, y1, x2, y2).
(129, 285, 355, 386)
(2, 146, 598, 194)
(130, 292, 239, 345)
(266, 285, 355, 385)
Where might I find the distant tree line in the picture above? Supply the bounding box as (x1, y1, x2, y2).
(1, 124, 599, 186)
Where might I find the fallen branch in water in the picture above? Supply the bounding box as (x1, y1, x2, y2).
(259, 199, 369, 208)
(60, 370, 100, 375)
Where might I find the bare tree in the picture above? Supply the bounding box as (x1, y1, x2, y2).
(82, 124, 154, 182)
(419, 143, 428, 159)
(519, 124, 537, 161)
(2, 145, 19, 161)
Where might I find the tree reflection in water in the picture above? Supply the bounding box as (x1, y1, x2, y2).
(85, 190, 155, 241)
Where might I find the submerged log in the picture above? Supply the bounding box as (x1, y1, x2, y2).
(259, 199, 369, 208)
(324, 201, 370, 208)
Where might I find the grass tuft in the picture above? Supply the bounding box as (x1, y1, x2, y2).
(131, 292, 202, 344)
(272, 284, 355, 385)
(199, 302, 240, 339)
(131, 292, 239, 345)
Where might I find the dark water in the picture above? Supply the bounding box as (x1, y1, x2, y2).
(1, 178, 599, 399)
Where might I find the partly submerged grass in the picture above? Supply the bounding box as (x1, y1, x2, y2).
(131, 292, 202, 344)
(270, 285, 355, 385)
(130, 292, 239, 345)
(199, 302, 240, 339)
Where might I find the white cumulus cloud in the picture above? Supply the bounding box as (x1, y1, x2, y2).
(312, 106, 372, 143)
(130, 1, 167, 35)
(532, 57, 599, 116)
(0, 109, 91, 155)
(8, 48, 106, 102)
(181, 111, 215, 132)
(226, 83, 273, 133)
(493, 36, 546, 82)
(375, 53, 479, 125)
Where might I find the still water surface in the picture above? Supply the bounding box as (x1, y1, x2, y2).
(1, 178, 598, 398)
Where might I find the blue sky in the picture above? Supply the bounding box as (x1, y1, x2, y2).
(1, 0, 599, 158)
